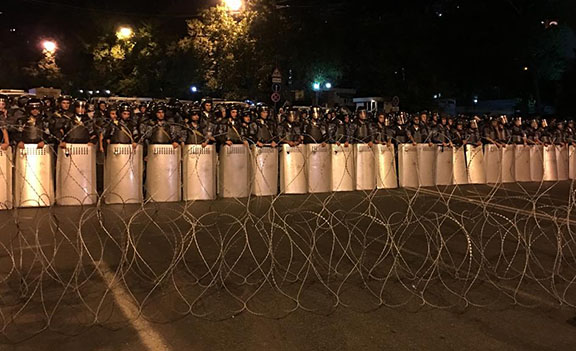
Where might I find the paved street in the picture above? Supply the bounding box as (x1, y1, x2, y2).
(1, 181, 576, 350)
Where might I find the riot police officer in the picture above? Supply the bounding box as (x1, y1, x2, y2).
(350, 107, 374, 145)
(394, 113, 409, 144)
(303, 106, 328, 144)
(510, 117, 526, 145)
(200, 98, 214, 122)
(553, 121, 566, 146)
(15, 98, 50, 149)
(104, 103, 140, 149)
(277, 108, 303, 146)
(239, 109, 256, 144)
(538, 119, 552, 145)
(450, 119, 466, 147)
(407, 115, 428, 145)
(465, 119, 483, 147)
(0, 95, 9, 150)
(253, 103, 278, 148)
(373, 111, 395, 146)
(217, 104, 244, 145)
(328, 107, 352, 147)
(180, 106, 215, 147)
(142, 103, 179, 148)
(59, 99, 98, 148)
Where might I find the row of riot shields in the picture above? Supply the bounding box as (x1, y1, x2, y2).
(1, 143, 576, 209)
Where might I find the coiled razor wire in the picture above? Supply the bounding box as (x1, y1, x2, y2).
(0, 136, 575, 344)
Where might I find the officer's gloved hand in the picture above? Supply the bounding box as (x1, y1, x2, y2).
(172, 142, 179, 149)
(256, 141, 264, 148)
(201, 142, 208, 148)
(37, 141, 45, 149)
(17, 141, 25, 149)
(0, 142, 9, 150)
(271, 141, 277, 148)
(226, 140, 233, 146)
(60, 142, 67, 149)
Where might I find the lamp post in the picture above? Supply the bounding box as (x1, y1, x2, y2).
(223, 0, 243, 12)
(116, 26, 134, 41)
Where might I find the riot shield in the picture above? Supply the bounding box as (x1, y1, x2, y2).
(0, 147, 13, 210)
(556, 145, 569, 181)
(530, 145, 544, 182)
(56, 143, 97, 206)
(251, 145, 278, 196)
(417, 144, 435, 187)
(146, 144, 181, 202)
(466, 145, 486, 184)
(355, 144, 376, 191)
(280, 144, 307, 194)
(501, 145, 515, 183)
(514, 145, 531, 182)
(331, 144, 355, 192)
(398, 144, 418, 188)
(484, 144, 502, 184)
(452, 146, 468, 185)
(219, 144, 250, 198)
(435, 146, 453, 186)
(14, 144, 54, 208)
(570, 145, 576, 180)
(543, 145, 558, 182)
(306, 144, 331, 193)
(183, 144, 217, 201)
(104, 144, 143, 204)
(375, 144, 397, 189)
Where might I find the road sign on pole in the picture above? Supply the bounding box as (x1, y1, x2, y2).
(272, 83, 281, 92)
(271, 68, 282, 84)
(392, 96, 400, 107)
(271, 92, 281, 103)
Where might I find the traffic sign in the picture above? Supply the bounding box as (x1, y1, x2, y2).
(271, 92, 281, 103)
(392, 96, 400, 107)
(271, 68, 282, 84)
(272, 83, 281, 92)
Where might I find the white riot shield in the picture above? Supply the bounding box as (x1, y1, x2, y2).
(104, 144, 143, 204)
(14, 144, 54, 208)
(354, 144, 376, 191)
(331, 144, 355, 191)
(375, 144, 397, 189)
(146, 144, 181, 202)
(398, 144, 418, 188)
(466, 145, 486, 184)
(501, 145, 515, 183)
(219, 144, 250, 198)
(570, 145, 576, 180)
(484, 144, 502, 184)
(452, 146, 468, 185)
(435, 146, 453, 186)
(543, 145, 558, 182)
(251, 146, 278, 196)
(514, 145, 531, 182)
(280, 144, 307, 194)
(306, 144, 331, 193)
(530, 145, 544, 182)
(417, 144, 436, 187)
(183, 144, 217, 201)
(56, 144, 97, 206)
(556, 145, 569, 181)
(0, 147, 13, 210)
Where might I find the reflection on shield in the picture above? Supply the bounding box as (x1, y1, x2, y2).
(219, 144, 250, 198)
(375, 144, 397, 189)
(0, 147, 13, 210)
(104, 144, 143, 204)
(417, 144, 435, 187)
(398, 144, 418, 188)
(14, 144, 54, 208)
(146, 144, 181, 202)
(306, 144, 331, 193)
(543, 145, 558, 182)
(556, 145, 569, 181)
(484, 144, 502, 184)
(501, 145, 515, 183)
(354, 144, 376, 191)
(183, 144, 217, 201)
(466, 145, 486, 184)
(56, 144, 97, 206)
(452, 146, 468, 185)
(530, 145, 544, 182)
(514, 145, 531, 182)
(280, 144, 307, 194)
(570, 145, 576, 180)
(435, 146, 453, 186)
(251, 145, 278, 196)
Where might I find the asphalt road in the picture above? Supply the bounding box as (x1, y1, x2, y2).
(1, 181, 576, 350)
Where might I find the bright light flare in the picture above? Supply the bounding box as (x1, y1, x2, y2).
(116, 26, 134, 40)
(42, 40, 57, 54)
(223, 0, 243, 12)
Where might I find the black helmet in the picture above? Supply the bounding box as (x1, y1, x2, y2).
(26, 98, 43, 113)
(118, 102, 131, 113)
(17, 95, 30, 108)
(153, 103, 166, 114)
(256, 103, 269, 114)
(57, 95, 73, 103)
(310, 106, 322, 119)
(74, 99, 88, 109)
(0, 94, 8, 105)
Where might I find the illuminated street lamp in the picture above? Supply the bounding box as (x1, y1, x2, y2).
(324, 82, 332, 89)
(116, 26, 134, 40)
(223, 0, 243, 12)
(312, 82, 321, 91)
(42, 40, 57, 55)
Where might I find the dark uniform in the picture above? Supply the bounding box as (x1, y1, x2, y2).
(303, 107, 328, 144)
(15, 98, 50, 147)
(350, 108, 374, 143)
(277, 109, 302, 145)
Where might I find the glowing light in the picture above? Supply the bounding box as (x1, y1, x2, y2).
(42, 40, 57, 54)
(116, 26, 134, 40)
(524, 66, 529, 71)
(190, 86, 198, 93)
(313, 82, 321, 91)
(223, 0, 243, 12)
(325, 82, 332, 89)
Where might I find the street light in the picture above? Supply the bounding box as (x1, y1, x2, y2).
(42, 40, 57, 55)
(190, 86, 198, 93)
(223, 0, 243, 12)
(116, 26, 134, 40)
(324, 82, 332, 89)
(312, 82, 321, 91)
